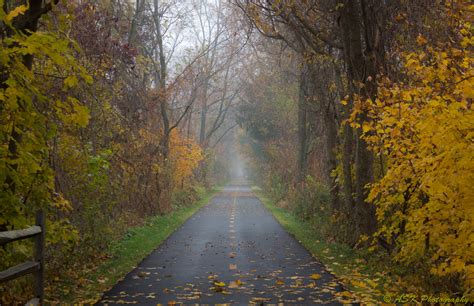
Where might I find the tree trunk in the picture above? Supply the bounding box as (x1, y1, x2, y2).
(324, 99, 340, 212)
(199, 98, 208, 145)
(338, 0, 377, 236)
(153, 0, 172, 213)
(297, 64, 308, 182)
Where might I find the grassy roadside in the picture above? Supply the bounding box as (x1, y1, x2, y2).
(253, 187, 398, 304)
(61, 185, 222, 303)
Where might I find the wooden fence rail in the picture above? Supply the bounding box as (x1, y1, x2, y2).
(0, 211, 45, 305)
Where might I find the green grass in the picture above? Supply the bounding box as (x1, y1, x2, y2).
(253, 187, 395, 303)
(69, 185, 222, 303)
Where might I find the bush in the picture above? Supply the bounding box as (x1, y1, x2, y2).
(267, 174, 290, 202)
(293, 176, 330, 219)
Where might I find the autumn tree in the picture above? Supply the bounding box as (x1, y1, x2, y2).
(348, 1, 474, 293)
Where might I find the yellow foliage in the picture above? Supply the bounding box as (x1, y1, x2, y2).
(169, 129, 203, 186)
(350, 14, 474, 292)
(4, 4, 27, 22)
(0, 3, 91, 231)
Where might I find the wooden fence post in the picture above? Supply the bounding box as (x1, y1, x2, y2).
(34, 210, 45, 304)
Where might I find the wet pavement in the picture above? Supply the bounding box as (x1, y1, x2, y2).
(98, 185, 344, 305)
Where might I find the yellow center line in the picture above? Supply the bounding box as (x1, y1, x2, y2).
(229, 192, 237, 254)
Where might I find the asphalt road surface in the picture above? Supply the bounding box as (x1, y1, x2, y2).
(98, 185, 345, 305)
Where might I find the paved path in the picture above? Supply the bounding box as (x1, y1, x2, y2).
(99, 185, 344, 305)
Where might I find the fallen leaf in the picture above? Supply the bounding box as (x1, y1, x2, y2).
(310, 273, 321, 280)
(138, 271, 150, 278)
(351, 280, 368, 289)
(251, 297, 272, 302)
(116, 300, 138, 304)
(338, 291, 353, 298)
(228, 282, 238, 289)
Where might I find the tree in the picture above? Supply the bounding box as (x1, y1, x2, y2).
(350, 2, 473, 290)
